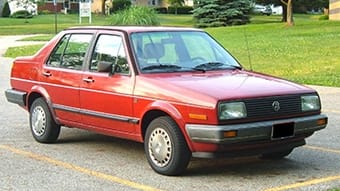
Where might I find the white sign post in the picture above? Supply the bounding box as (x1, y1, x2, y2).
(79, 0, 91, 24)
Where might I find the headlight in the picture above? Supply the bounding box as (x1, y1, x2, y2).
(301, 95, 320, 111)
(218, 102, 247, 120)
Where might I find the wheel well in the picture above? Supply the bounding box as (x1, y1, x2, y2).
(27, 92, 43, 110)
(141, 110, 168, 141)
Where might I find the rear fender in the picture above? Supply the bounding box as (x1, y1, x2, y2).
(28, 85, 60, 125)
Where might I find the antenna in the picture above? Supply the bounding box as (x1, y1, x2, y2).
(243, 26, 253, 71)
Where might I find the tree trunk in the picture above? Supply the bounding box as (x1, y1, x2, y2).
(286, 0, 294, 26)
(281, 0, 294, 26)
(281, 2, 287, 22)
(102, 0, 106, 15)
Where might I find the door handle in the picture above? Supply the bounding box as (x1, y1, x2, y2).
(42, 71, 52, 77)
(83, 77, 94, 83)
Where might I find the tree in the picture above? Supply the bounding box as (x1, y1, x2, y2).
(168, 0, 185, 14)
(193, 0, 252, 27)
(255, 0, 328, 25)
(281, 0, 293, 26)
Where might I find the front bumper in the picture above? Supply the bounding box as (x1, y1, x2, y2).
(185, 114, 327, 144)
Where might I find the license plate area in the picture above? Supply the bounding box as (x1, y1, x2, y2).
(271, 122, 295, 140)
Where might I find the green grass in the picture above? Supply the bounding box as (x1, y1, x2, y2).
(2, 14, 340, 87)
(206, 15, 340, 87)
(0, 14, 109, 35)
(4, 44, 43, 58)
(19, 34, 54, 41)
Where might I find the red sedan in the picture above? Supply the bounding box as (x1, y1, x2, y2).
(5, 26, 327, 175)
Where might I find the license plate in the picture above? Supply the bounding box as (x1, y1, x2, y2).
(271, 122, 295, 140)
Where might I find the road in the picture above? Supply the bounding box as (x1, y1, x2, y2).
(0, 36, 339, 191)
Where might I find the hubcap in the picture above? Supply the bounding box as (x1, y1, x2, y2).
(148, 128, 172, 167)
(31, 106, 46, 136)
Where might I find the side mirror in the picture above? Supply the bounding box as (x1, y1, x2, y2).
(97, 61, 113, 73)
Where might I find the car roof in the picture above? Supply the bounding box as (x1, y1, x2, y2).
(65, 26, 203, 34)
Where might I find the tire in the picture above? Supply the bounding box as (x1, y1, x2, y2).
(260, 149, 293, 160)
(144, 116, 191, 176)
(29, 98, 60, 143)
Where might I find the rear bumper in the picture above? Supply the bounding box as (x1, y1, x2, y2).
(5, 89, 27, 106)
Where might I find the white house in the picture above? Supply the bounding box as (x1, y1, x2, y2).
(8, 0, 38, 15)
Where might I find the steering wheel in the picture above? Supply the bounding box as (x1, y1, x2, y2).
(191, 57, 206, 64)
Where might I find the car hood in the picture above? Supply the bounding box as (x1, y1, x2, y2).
(135, 70, 315, 107)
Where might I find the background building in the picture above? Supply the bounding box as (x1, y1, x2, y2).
(330, 0, 340, 20)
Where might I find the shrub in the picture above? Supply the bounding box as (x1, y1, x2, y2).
(10, 10, 33, 18)
(111, 0, 132, 13)
(38, 10, 52, 15)
(193, 0, 252, 28)
(168, 6, 193, 14)
(319, 15, 329, 20)
(154, 7, 168, 14)
(110, 6, 160, 26)
(2, 2, 11, 17)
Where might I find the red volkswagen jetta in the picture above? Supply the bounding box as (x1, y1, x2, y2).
(5, 26, 327, 175)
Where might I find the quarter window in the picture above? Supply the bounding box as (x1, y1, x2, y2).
(47, 34, 92, 70)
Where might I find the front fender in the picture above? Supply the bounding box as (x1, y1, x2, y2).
(140, 100, 195, 150)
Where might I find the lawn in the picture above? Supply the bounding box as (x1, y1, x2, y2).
(2, 13, 340, 87)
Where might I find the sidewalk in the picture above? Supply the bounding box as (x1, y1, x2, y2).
(0, 35, 46, 57)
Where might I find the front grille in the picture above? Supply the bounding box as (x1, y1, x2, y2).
(245, 95, 301, 119)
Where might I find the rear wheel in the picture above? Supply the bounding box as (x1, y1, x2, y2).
(30, 98, 60, 143)
(260, 149, 293, 159)
(144, 116, 191, 176)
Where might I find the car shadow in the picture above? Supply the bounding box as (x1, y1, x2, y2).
(56, 127, 308, 177)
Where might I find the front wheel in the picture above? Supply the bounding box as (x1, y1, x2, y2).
(144, 116, 191, 176)
(29, 98, 60, 143)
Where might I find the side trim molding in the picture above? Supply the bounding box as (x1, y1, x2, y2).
(53, 104, 139, 124)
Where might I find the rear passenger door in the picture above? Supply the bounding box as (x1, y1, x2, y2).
(42, 33, 93, 124)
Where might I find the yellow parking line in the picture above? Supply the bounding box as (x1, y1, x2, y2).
(305, 145, 340, 155)
(0, 144, 161, 191)
(263, 145, 340, 191)
(263, 175, 340, 191)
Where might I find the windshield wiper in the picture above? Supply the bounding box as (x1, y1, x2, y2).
(141, 64, 206, 73)
(142, 64, 182, 71)
(194, 62, 242, 70)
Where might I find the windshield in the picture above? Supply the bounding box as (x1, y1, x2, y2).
(130, 31, 241, 73)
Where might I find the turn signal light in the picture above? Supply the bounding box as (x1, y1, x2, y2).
(223, 130, 237, 138)
(189, 113, 207, 120)
(317, 118, 327, 126)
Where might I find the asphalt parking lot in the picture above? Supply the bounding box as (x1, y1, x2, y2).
(0, 37, 339, 191)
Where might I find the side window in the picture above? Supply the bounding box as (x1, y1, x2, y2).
(47, 34, 92, 70)
(47, 34, 70, 67)
(90, 34, 130, 74)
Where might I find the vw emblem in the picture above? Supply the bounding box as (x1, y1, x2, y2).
(272, 101, 280, 112)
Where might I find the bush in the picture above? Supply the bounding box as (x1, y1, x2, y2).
(38, 10, 52, 15)
(193, 0, 252, 28)
(10, 10, 33, 18)
(168, 6, 193, 14)
(111, 0, 132, 13)
(319, 15, 329, 20)
(110, 6, 160, 26)
(154, 7, 168, 14)
(2, 2, 11, 17)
